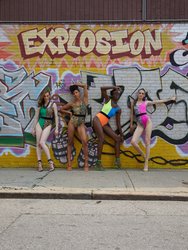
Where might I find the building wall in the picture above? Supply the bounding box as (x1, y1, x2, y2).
(0, 0, 187, 22)
(0, 23, 188, 168)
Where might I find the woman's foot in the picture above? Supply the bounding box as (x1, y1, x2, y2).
(94, 160, 104, 171)
(143, 159, 148, 172)
(37, 160, 43, 172)
(67, 164, 72, 171)
(48, 159, 55, 172)
(84, 161, 89, 172)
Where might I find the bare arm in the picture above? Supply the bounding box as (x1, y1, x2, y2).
(75, 83, 88, 105)
(53, 103, 59, 136)
(130, 100, 135, 133)
(147, 96, 176, 106)
(59, 102, 73, 117)
(101, 86, 120, 101)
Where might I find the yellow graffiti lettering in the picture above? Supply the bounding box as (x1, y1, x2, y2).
(20, 29, 39, 55)
(55, 27, 69, 54)
(144, 30, 162, 54)
(36, 28, 58, 55)
(130, 31, 145, 56)
(80, 30, 96, 54)
(67, 29, 80, 55)
(95, 30, 111, 55)
(18, 27, 162, 58)
(110, 30, 130, 54)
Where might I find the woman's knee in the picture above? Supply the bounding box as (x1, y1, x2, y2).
(145, 139, 151, 146)
(39, 140, 46, 148)
(131, 139, 137, 147)
(98, 135, 105, 144)
(67, 138, 74, 146)
(81, 139, 88, 148)
(115, 135, 121, 143)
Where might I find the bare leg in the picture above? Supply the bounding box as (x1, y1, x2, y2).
(77, 124, 88, 171)
(103, 124, 121, 168)
(67, 121, 75, 170)
(131, 124, 145, 158)
(39, 125, 52, 160)
(92, 116, 105, 169)
(144, 120, 152, 171)
(36, 123, 42, 160)
(35, 123, 43, 171)
(93, 116, 105, 161)
(39, 125, 54, 171)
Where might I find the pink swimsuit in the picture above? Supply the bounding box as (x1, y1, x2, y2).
(134, 101, 149, 128)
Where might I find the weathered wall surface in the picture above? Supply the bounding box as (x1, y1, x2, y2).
(0, 23, 188, 168)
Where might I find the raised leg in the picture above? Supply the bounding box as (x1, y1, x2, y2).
(131, 124, 145, 159)
(103, 124, 121, 168)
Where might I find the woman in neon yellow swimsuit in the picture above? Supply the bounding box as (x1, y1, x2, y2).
(60, 83, 88, 171)
(93, 86, 124, 170)
(32, 89, 59, 172)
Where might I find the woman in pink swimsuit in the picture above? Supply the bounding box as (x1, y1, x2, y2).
(130, 88, 176, 171)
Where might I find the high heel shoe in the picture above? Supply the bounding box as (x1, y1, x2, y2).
(37, 160, 43, 172)
(94, 160, 104, 171)
(114, 158, 121, 169)
(48, 159, 55, 172)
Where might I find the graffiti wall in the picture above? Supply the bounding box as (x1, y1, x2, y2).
(0, 23, 188, 168)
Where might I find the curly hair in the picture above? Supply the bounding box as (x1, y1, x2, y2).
(69, 85, 80, 94)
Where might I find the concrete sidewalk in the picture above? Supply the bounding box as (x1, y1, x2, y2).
(0, 168, 188, 201)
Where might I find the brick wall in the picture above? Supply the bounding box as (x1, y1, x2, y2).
(0, 23, 188, 169)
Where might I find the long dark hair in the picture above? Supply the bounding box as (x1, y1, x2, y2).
(38, 89, 51, 107)
(69, 85, 80, 94)
(134, 88, 150, 106)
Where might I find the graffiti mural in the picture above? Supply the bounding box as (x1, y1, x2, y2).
(0, 23, 188, 168)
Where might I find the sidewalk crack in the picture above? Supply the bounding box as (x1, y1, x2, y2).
(0, 214, 22, 236)
(125, 170, 136, 191)
(32, 171, 50, 188)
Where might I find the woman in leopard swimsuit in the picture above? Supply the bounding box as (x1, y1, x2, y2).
(60, 83, 88, 171)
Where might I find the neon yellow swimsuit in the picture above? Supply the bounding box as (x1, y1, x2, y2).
(96, 99, 120, 127)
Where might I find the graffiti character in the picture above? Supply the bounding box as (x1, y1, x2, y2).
(130, 88, 176, 171)
(60, 83, 89, 171)
(93, 86, 124, 170)
(32, 89, 59, 172)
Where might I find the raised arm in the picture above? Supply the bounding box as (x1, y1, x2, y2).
(53, 103, 59, 136)
(75, 83, 88, 105)
(147, 96, 176, 106)
(101, 86, 120, 101)
(130, 100, 135, 133)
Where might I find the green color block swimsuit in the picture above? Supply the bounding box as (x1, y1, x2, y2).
(38, 102, 54, 130)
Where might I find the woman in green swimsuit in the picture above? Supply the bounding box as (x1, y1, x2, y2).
(32, 89, 59, 172)
(60, 83, 88, 171)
